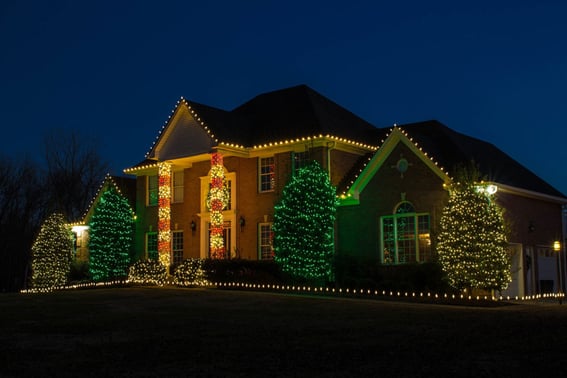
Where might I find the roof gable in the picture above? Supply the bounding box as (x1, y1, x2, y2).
(78, 174, 136, 224)
(147, 99, 219, 160)
(339, 127, 450, 205)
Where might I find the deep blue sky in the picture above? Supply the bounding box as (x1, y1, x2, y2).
(1, 1, 566, 195)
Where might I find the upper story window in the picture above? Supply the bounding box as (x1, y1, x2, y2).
(292, 151, 309, 174)
(259, 157, 275, 192)
(172, 171, 184, 203)
(147, 175, 158, 206)
(200, 170, 236, 214)
(381, 201, 431, 264)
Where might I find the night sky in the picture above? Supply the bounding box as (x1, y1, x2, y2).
(1, 1, 566, 195)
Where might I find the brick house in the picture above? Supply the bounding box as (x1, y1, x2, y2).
(123, 84, 567, 295)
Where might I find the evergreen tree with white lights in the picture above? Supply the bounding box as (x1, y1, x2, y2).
(88, 185, 133, 281)
(437, 166, 511, 292)
(273, 161, 337, 284)
(31, 213, 73, 289)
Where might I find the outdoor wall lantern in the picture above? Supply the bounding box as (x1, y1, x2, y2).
(239, 216, 245, 228)
(191, 220, 196, 232)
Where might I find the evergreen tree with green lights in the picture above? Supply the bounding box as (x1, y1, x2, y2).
(437, 165, 511, 292)
(88, 184, 133, 281)
(31, 213, 73, 289)
(273, 161, 337, 285)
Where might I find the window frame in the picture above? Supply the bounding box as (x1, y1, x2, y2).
(380, 202, 431, 264)
(172, 170, 184, 203)
(292, 151, 309, 175)
(258, 157, 276, 193)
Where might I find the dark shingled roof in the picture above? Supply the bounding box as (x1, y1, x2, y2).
(130, 85, 564, 199)
(186, 101, 252, 146)
(397, 120, 566, 199)
(231, 84, 383, 146)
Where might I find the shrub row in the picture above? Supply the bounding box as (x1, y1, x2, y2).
(73, 256, 450, 293)
(334, 255, 452, 292)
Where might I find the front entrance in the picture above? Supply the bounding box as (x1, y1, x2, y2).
(206, 221, 232, 258)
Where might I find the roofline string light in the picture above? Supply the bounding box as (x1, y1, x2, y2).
(145, 97, 219, 159)
(144, 96, 381, 154)
(338, 125, 452, 197)
(123, 161, 160, 174)
(251, 134, 378, 151)
(73, 173, 134, 223)
(158, 161, 172, 268)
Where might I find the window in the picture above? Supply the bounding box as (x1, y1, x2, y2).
(147, 175, 158, 206)
(292, 151, 309, 174)
(146, 232, 158, 260)
(380, 201, 431, 264)
(172, 171, 184, 203)
(259, 157, 275, 192)
(225, 180, 232, 210)
(259, 223, 274, 260)
(206, 180, 232, 211)
(172, 231, 183, 265)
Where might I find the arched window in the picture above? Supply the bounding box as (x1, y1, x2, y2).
(395, 201, 415, 214)
(380, 201, 431, 264)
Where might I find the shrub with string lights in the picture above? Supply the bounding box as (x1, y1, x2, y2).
(88, 185, 134, 281)
(273, 161, 337, 285)
(437, 173, 511, 292)
(173, 258, 208, 286)
(128, 260, 167, 286)
(31, 213, 73, 290)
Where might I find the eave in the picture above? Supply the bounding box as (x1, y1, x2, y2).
(496, 183, 567, 204)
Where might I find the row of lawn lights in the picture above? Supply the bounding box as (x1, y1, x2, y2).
(21, 280, 565, 302)
(215, 281, 565, 302)
(21, 280, 128, 293)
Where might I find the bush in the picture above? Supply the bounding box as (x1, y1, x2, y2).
(334, 254, 451, 292)
(128, 260, 167, 286)
(202, 259, 284, 284)
(173, 259, 208, 287)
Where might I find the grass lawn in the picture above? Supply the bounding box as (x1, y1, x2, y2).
(1, 287, 567, 377)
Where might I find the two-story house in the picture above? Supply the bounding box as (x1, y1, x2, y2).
(123, 84, 567, 296)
